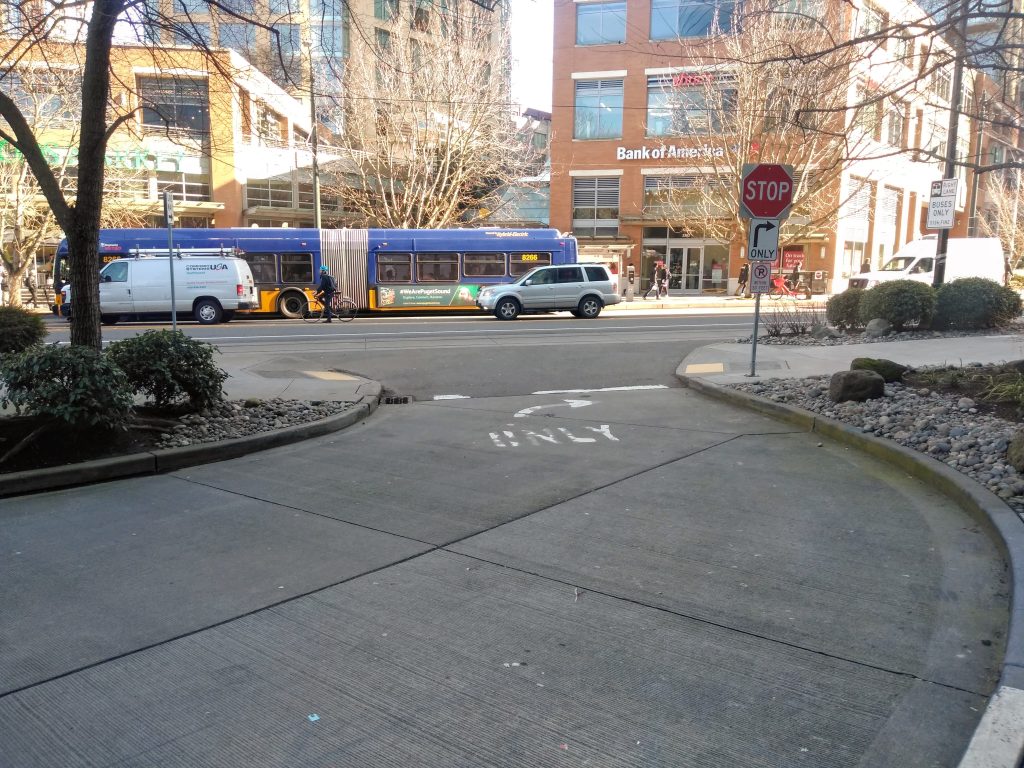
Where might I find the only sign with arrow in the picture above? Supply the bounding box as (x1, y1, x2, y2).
(746, 218, 780, 262)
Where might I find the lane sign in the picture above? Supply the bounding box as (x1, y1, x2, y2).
(927, 178, 957, 229)
(750, 262, 772, 294)
(740, 164, 795, 220)
(746, 218, 780, 261)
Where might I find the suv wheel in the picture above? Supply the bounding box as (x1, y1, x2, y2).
(495, 297, 521, 320)
(578, 296, 603, 319)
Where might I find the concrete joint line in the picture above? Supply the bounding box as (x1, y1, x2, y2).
(678, 373, 1024, 768)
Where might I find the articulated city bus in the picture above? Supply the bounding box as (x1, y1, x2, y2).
(54, 227, 578, 317)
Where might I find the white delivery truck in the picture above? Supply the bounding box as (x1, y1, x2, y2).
(848, 236, 1005, 290)
(74, 253, 256, 325)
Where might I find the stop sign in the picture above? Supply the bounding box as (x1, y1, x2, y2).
(740, 163, 795, 219)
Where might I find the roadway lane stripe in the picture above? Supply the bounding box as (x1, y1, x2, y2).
(531, 385, 668, 394)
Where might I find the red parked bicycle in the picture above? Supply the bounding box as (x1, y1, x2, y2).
(767, 274, 813, 300)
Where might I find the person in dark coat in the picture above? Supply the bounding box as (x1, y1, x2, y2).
(24, 272, 39, 307)
(315, 264, 338, 322)
(736, 263, 749, 296)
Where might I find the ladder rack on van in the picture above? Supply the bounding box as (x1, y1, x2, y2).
(126, 246, 240, 259)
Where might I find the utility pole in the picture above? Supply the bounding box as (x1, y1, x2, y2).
(304, 2, 322, 230)
(933, 0, 970, 287)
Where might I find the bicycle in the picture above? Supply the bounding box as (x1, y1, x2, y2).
(301, 293, 357, 323)
(767, 274, 813, 300)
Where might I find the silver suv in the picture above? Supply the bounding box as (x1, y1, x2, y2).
(476, 263, 621, 320)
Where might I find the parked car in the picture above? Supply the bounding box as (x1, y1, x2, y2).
(476, 263, 621, 320)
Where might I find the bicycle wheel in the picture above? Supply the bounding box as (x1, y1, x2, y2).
(301, 298, 324, 323)
(767, 286, 784, 300)
(334, 297, 357, 322)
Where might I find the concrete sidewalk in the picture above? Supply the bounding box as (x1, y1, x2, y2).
(678, 333, 1024, 768)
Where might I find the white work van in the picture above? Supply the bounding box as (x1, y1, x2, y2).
(93, 254, 256, 324)
(848, 236, 1005, 289)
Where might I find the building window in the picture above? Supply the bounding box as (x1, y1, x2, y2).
(375, 0, 398, 20)
(643, 174, 731, 214)
(268, 0, 294, 15)
(884, 104, 905, 147)
(932, 66, 952, 101)
(375, 27, 391, 50)
(854, 82, 881, 139)
(273, 23, 300, 54)
(647, 72, 736, 136)
(6, 69, 81, 121)
(218, 22, 256, 52)
(651, 0, 734, 40)
(246, 179, 292, 207)
(312, 17, 347, 57)
(576, 2, 626, 45)
(777, 0, 824, 24)
(138, 76, 210, 136)
(573, 78, 623, 140)
(857, 3, 885, 37)
(173, 0, 206, 13)
(572, 177, 620, 236)
(174, 22, 211, 46)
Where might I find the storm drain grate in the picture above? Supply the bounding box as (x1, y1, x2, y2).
(381, 395, 412, 405)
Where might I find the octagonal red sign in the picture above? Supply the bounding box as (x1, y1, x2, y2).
(740, 164, 794, 220)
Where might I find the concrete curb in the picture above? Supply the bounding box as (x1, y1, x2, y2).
(0, 389, 381, 499)
(678, 372, 1024, 768)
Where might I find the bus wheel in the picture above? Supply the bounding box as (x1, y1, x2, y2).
(195, 299, 223, 325)
(278, 292, 306, 319)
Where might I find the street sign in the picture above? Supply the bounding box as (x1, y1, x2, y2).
(746, 218, 780, 261)
(162, 190, 174, 227)
(750, 261, 772, 294)
(927, 178, 957, 229)
(740, 163, 795, 220)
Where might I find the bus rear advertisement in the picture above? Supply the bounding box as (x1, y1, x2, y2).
(54, 227, 577, 317)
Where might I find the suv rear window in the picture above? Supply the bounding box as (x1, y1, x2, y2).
(584, 265, 610, 281)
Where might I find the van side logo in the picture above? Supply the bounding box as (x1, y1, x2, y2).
(185, 264, 229, 272)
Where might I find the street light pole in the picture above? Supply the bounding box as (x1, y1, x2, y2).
(305, 5, 322, 230)
(933, 0, 970, 287)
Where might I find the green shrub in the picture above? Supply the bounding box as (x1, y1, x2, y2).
(0, 344, 133, 430)
(106, 330, 227, 409)
(933, 277, 1023, 330)
(0, 306, 47, 355)
(826, 288, 865, 330)
(858, 280, 936, 331)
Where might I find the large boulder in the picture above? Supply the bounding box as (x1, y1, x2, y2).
(1007, 429, 1024, 472)
(864, 318, 892, 338)
(810, 323, 843, 340)
(829, 369, 885, 402)
(850, 357, 910, 383)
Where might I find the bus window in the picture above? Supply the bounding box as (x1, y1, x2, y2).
(378, 253, 411, 282)
(510, 252, 551, 276)
(281, 252, 313, 283)
(417, 252, 459, 282)
(243, 252, 278, 283)
(463, 252, 506, 277)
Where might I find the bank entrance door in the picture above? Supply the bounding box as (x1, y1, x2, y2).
(667, 245, 703, 292)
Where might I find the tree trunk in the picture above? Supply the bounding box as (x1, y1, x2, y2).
(67, 0, 124, 350)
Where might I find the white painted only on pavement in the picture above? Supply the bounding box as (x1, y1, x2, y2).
(514, 399, 592, 418)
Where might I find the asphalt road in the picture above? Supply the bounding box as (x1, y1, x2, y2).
(0, 311, 1008, 767)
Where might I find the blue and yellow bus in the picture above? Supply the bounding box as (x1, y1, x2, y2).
(54, 227, 578, 317)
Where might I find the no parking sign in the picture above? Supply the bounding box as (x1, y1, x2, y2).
(750, 262, 772, 294)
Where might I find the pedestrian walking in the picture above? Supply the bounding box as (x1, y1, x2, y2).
(644, 261, 668, 299)
(0, 267, 6, 306)
(736, 263, 749, 296)
(315, 264, 338, 322)
(24, 272, 39, 308)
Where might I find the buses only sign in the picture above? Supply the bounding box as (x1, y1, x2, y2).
(740, 164, 795, 220)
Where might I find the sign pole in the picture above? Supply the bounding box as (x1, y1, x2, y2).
(749, 292, 761, 377)
(163, 191, 177, 332)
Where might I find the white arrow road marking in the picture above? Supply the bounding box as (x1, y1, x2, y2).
(514, 399, 593, 418)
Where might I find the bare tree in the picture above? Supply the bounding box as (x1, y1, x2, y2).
(649, 0, 889, 255)
(320, 2, 529, 228)
(979, 171, 1024, 274)
(0, 67, 149, 308)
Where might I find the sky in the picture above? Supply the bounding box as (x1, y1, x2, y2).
(509, 0, 554, 112)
